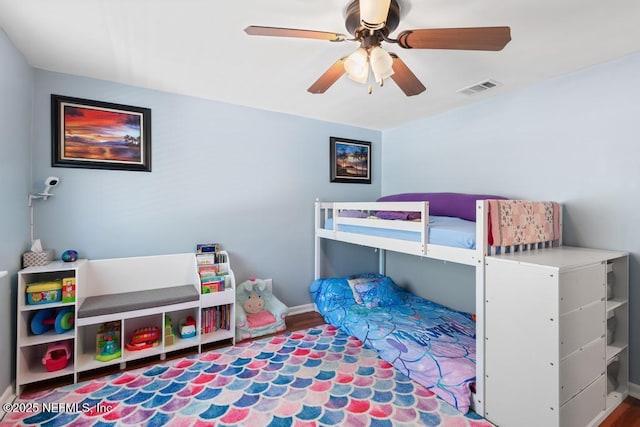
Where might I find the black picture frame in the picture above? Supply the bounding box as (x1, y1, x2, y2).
(51, 94, 151, 172)
(330, 137, 371, 184)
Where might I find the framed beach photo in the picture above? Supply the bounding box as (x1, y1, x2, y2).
(51, 95, 151, 172)
(330, 137, 371, 184)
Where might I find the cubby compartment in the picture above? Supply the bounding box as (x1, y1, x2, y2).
(19, 270, 77, 310)
(76, 321, 123, 372)
(18, 339, 75, 387)
(606, 306, 628, 361)
(19, 306, 75, 347)
(606, 351, 628, 406)
(122, 314, 163, 360)
(606, 259, 628, 306)
(200, 303, 234, 346)
(164, 308, 200, 352)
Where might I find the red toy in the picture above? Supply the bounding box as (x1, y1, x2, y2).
(125, 326, 159, 351)
(42, 340, 72, 372)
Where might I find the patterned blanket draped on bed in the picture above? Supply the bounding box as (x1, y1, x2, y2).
(310, 274, 476, 414)
(488, 199, 561, 246)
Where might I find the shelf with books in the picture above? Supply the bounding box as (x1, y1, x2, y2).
(197, 247, 232, 294)
(196, 245, 236, 349)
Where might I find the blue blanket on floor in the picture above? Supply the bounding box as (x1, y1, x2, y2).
(310, 273, 476, 413)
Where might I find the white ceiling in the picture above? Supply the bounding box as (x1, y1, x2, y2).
(1, 0, 639, 130)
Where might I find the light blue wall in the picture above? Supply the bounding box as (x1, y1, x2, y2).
(0, 30, 33, 395)
(7, 26, 639, 391)
(31, 70, 381, 308)
(382, 52, 640, 384)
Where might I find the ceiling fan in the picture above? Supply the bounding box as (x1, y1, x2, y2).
(244, 0, 511, 96)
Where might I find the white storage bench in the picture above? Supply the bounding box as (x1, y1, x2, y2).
(74, 253, 204, 374)
(16, 252, 237, 395)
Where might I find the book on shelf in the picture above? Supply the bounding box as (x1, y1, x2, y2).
(201, 281, 222, 294)
(195, 243, 227, 263)
(199, 265, 218, 275)
(200, 304, 231, 334)
(196, 243, 230, 293)
(196, 243, 220, 254)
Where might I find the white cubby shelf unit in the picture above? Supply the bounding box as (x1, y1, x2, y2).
(17, 259, 86, 395)
(16, 252, 236, 395)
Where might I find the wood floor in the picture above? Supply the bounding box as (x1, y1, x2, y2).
(598, 396, 640, 427)
(20, 310, 635, 426)
(276, 310, 325, 333)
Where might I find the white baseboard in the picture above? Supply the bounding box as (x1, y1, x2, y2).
(629, 382, 640, 399)
(287, 303, 317, 316)
(0, 384, 16, 420)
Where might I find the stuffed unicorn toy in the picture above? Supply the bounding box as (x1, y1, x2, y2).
(235, 277, 288, 341)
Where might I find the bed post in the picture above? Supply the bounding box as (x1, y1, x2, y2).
(378, 249, 386, 276)
(314, 200, 321, 279)
(474, 200, 489, 416)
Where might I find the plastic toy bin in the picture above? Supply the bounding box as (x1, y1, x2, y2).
(26, 281, 62, 305)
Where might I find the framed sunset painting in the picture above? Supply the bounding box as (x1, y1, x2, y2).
(330, 137, 371, 184)
(51, 95, 151, 171)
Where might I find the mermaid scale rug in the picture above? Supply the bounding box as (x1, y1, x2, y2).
(1, 325, 491, 426)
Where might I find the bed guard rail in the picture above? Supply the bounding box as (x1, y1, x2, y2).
(315, 201, 429, 257)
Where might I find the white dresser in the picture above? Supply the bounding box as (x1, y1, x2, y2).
(483, 246, 628, 427)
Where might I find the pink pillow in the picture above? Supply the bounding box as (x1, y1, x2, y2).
(247, 311, 276, 328)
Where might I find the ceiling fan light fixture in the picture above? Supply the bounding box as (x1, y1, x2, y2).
(359, 0, 391, 30)
(245, 1, 509, 96)
(369, 46, 394, 84)
(344, 47, 370, 83)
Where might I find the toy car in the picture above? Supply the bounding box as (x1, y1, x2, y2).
(125, 326, 159, 351)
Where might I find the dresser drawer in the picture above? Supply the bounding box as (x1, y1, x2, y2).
(559, 263, 605, 315)
(560, 300, 605, 358)
(560, 337, 605, 404)
(560, 374, 605, 427)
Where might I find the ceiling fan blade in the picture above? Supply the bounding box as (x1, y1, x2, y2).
(307, 58, 346, 94)
(397, 26, 511, 51)
(244, 26, 347, 42)
(389, 54, 426, 96)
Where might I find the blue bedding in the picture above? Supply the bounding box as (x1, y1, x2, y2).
(324, 215, 477, 249)
(310, 274, 476, 413)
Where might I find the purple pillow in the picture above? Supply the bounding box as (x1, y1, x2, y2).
(338, 210, 369, 218)
(376, 192, 507, 221)
(375, 211, 411, 220)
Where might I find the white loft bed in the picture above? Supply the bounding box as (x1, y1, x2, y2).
(313, 198, 563, 416)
